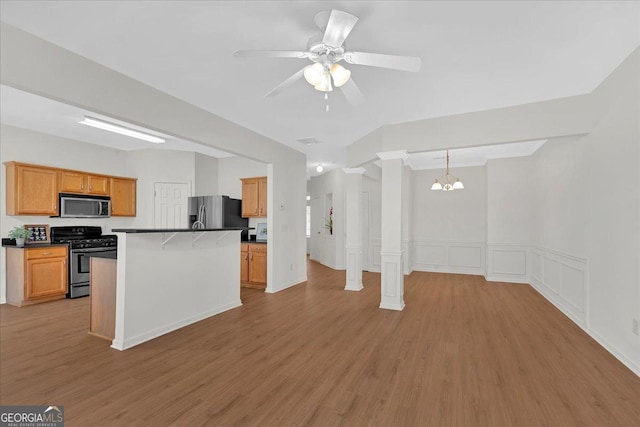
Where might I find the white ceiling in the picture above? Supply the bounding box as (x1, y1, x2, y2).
(1, 1, 639, 176)
(0, 85, 233, 158)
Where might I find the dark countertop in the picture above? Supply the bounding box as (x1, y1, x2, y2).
(89, 251, 117, 260)
(112, 227, 250, 234)
(2, 239, 68, 249)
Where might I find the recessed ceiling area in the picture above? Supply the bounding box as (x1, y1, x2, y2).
(1, 1, 638, 175)
(406, 140, 547, 170)
(0, 85, 234, 159)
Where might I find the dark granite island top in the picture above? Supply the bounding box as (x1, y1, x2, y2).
(112, 227, 251, 233)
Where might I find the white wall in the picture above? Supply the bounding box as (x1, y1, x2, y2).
(217, 156, 267, 198)
(363, 173, 381, 272)
(194, 153, 218, 196)
(412, 166, 487, 276)
(582, 47, 639, 374)
(485, 157, 533, 283)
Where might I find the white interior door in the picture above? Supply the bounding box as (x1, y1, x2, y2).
(154, 182, 189, 228)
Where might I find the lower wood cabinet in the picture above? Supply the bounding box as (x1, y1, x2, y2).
(241, 243, 267, 289)
(6, 246, 68, 307)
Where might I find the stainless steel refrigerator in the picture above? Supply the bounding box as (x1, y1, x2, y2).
(188, 195, 248, 240)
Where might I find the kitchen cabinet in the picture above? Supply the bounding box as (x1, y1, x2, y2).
(110, 177, 137, 217)
(6, 246, 68, 307)
(4, 162, 59, 215)
(241, 176, 267, 217)
(241, 243, 267, 289)
(240, 244, 249, 282)
(90, 257, 117, 341)
(5, 161, 137, 217)
(59, 170, 110, 195)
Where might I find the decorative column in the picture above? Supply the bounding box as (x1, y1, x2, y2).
(343, 167, 366, 291)
(377, 150, 407, 311)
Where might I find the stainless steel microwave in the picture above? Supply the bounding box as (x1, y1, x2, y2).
(59, 193, 111, 218)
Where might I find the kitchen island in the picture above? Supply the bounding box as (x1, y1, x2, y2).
(109, 228, 247, 350)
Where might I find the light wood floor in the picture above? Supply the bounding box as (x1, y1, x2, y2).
(1, 260, 639, 426)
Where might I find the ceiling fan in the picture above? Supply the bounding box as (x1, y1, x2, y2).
(233, 9, 422, 106)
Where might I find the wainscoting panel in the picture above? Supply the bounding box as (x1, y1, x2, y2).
(529, 246, 588, 326)
(368, 239, 382, 273)
(485, 244, 529, 283)
(413, 241, 484, 276)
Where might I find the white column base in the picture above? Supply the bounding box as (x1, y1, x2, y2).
(344, 245, 363, 291)
(379, 251, 405, 311)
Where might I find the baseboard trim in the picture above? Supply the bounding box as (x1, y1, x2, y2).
(111, 300, 242, 351)
(379, 301, 405, 311)
(484, 274, 529, 284)
(265, 276, 307, 294)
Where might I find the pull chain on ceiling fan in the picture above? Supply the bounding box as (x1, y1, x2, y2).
(233, 9, 422, 106)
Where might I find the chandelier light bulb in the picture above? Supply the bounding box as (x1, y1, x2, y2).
(431, 150, 464, 192)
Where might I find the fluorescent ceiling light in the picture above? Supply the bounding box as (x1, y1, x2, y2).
(79, 116, 166, 144)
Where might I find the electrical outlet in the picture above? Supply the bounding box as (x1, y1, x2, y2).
(633, 319, 639, 336)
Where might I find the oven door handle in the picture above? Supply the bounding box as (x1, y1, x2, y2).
(72, 248, 117, 253)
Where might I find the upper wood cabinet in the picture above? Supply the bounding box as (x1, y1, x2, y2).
(5, 162, 59, 215)
(4, 161, 137, 217)
(110, 177, 137, 217)
(59, 171, 110, 195)
(241, 176, 267, 218)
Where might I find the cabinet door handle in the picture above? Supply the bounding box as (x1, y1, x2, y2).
(254, 208, 258, 214)
(259, 208, 262, 215)
(81, 183, 84, 190)
(251, 255, 253, 260)
(42, 252, 53, 255)
(63, 260, 66, 265)
(89, 185, 93, 191)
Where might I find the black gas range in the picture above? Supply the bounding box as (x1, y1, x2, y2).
(51, 226, 117, 298)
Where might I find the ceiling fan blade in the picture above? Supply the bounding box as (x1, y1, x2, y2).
(322, 10, 359, 48)
(265, 67, 306, 97)
(340, 78, 365, 106)
(344, 51, 422, 72)
(233, 50, 310, 59)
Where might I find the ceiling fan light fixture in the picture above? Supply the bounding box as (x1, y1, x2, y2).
(303, 63, 324, 86)
(330, 63, 351, 87)
(314, 72, 333, 92)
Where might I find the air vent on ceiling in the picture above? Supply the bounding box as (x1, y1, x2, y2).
(296, 137, 322, 145)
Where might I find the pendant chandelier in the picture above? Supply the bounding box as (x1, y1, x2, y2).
(431, 150, 464, 191)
